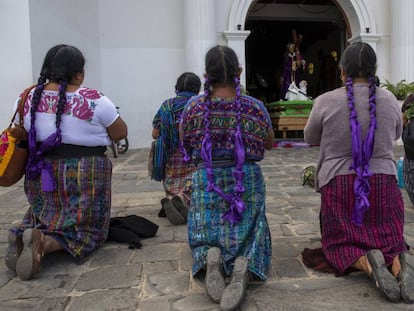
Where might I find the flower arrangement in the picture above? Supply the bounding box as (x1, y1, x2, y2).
(381, 79, 414, 100)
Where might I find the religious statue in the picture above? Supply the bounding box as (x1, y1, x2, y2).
(280, 29, 306, 100)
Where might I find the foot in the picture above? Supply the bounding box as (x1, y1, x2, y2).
(161, 198, 186, 225)
(158, 205, 166, 217)
(171, 195, 189, 221)
(220, 256, 249, 311)
(205, 247, 226, 303)
(399, 251, 414, 303)
(367, 249, 400, 302)
(4, 231, 23, 272)
(16, 228, 44, 281)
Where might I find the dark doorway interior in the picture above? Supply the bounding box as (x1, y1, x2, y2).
(245, 19, 346, 103)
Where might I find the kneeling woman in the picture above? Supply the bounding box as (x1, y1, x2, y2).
(304, 42, 414, 303)
(5, 44, 127, 280)
(180, 45, 274, 311)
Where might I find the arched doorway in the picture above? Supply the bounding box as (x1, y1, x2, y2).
(225, 0, 378, 103)
(245, 0, 347, 102)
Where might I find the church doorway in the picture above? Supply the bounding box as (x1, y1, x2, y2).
(244, 0, 349, 103)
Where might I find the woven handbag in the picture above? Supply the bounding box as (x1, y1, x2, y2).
(0, 86, 34, 186)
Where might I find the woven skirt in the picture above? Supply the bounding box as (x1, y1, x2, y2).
(10, 156, 112, 262)
(188, 162, 272, 280)
(320, 174, 407, 273)
(163, 149, 196, 204)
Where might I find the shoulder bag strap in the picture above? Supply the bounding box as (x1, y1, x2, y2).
(10, 85, 36, 127)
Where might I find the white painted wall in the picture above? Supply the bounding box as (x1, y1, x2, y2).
(213, 0, 233, 43)
(0, 0, 101, 139)
(0, 0, 32, 126)
(99, 0, 185, 149)
(363, 0, 391, 84)
(29, 0, 101, 89)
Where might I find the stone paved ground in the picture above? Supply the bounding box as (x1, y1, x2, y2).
(0, 145, 414, 311)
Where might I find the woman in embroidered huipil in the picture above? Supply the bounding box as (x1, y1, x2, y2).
(180, 45, 274, 310)
(4, 44, 128, 281)
(304, 42, 414, 303)
(151, 72, 200, 225)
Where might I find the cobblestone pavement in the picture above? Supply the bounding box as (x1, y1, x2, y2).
(1, 145, 414, 311)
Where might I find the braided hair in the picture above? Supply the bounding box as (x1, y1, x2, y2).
(340, 42, 377, 226)
(200, 45, 246, 224)
(26, 45, 85, 190)
(175, 72, 201, 94)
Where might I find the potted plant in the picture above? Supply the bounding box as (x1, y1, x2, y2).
(381, 79, 414, 100)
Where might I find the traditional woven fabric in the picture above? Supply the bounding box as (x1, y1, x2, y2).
(0, 130, 17, 175)
(188, 163, 272, 280)
(163, 149, 195, 204)
(151, 93, 197, 183)
(181, 94, 272, 162)
(10, 156, 112, 262)
(149, 136, 167, 181)
(320, 174, 407, 273)
(152, 93, 195, 156)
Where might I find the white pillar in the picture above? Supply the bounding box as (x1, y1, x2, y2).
(184, 0, 215, 78)
(223, 30, 251, 88)
(391, 0, 414, 83)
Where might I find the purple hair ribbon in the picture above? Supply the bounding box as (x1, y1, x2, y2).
(347, 77, 377, 226)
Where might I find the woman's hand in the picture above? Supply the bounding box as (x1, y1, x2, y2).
(152, 127, 160, 139)
(9, 124, 27, 142)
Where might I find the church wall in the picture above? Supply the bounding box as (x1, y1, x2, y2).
(99, 0, 185, 148)
(362, 0, 391, 83)
(0, 0, 33, 127)
(29, 0, 101, 89)
(213, 0, 234, 44)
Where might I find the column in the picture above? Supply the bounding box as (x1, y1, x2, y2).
(223, 30, 251, 88)
(391, 0, 414, 83)
(184, 0, 215, 78)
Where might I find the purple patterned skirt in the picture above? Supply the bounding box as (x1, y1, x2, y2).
(320, 174, 407, 273)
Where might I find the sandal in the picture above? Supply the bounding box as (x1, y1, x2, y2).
(205, 247, 226, 303)
(161, 198, 186, 225)
(220, 256, 249, 311)
(16, 228, 44, 281)
(4, 231, 23, 272)
(399, 251, 414, 303)
(367, 249, 400, 302)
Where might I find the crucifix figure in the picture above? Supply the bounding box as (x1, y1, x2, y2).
(280, 29, 306, 100)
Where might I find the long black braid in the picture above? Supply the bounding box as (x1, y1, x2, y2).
(26, 45, 85, 183)
(56, 80, 67, 129)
